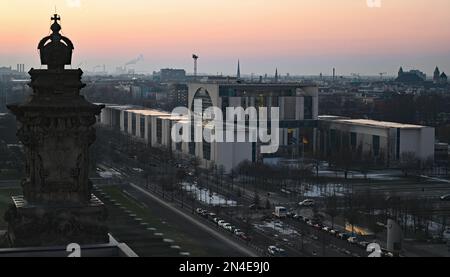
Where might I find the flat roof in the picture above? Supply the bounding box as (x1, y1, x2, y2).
(126, 109, 171, 117)
(320, 116, 428, 129)
(191, 82, 316, 88)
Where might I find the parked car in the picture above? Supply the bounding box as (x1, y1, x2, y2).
(240, 233, 252, 241)
(200, 210, 209, 217)
(267, 246, 278, 256)
(443, 227, 450, 241)
(347, 237, 358, 244)
(195, 208, 204, 215)
(222, 223, 232, 231)
(299, 199, 315, 207)
(207, 213, 216, 219)
(217, 220, 226, 227)
(226, 225, 236, 232)
(313, 223, 322, 230)
(329, 229, 337, 235)
(441, 194, 450, 201)
(338, 233, 350, 240)
(267, 246, 285, 256)
(322, 226, 331, 232)
(277, 248, 286, 256)
(293, 214, 304, 221)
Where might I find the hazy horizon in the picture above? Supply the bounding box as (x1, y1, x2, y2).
(1, 0, 450, 76)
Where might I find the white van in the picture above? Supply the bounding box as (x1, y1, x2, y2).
(273, 206, 287, 218)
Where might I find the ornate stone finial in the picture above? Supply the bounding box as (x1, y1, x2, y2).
(38, 14, 74, 70)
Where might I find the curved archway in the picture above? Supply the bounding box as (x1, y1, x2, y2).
(191, 87, 213, 115)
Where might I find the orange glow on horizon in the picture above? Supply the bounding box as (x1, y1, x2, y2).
(1, 0, 449, 74)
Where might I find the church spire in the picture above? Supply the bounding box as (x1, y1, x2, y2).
(275, 68, 279, 83)
(434, 66, 441, 82)
(237, 60, 241, 80)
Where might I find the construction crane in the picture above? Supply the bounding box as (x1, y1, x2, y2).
(192, 54, 199, 77)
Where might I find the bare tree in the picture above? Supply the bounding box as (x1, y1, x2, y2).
(400, 152, 420, 177)
(325, 193, 339, 228)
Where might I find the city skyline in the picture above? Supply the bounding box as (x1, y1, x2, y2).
(1, 0, 450, 75)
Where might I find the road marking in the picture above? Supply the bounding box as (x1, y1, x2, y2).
(420, 175, 450, 184)
(128, 182, 258, 257)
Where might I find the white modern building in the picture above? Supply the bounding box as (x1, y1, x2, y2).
(98, 81, 320, 172)
(317, 116, 435, 166)
(188, 82, 319, 160)
(98, 104, 253, 171)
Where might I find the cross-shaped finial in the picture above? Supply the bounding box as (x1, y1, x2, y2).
(51, 14, 61, 24)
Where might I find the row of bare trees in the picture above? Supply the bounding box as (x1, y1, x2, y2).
(323, 188, 445, 240)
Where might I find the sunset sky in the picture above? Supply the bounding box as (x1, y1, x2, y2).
(0, 0, 449, 76)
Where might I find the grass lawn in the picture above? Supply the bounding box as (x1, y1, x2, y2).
(101, 185, 209, 256)
(0, 188, 21, 229)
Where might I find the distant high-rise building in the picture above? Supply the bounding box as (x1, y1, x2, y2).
(158, 68, 186, 82)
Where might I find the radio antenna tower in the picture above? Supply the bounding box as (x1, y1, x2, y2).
(192, 54, 199, 78)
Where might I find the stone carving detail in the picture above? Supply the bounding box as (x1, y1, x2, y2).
(4, 15, 108, 247)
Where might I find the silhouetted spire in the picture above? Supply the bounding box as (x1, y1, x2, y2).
(237, 60, 241, 79)
(38, 14, 74, 70)
(434, 66, 441, 82)
(275, 68, 278, 83)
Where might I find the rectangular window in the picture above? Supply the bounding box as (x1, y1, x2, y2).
(113, 110, 120, 130)
(189, 142, 196, 155)
(140, 117, 145, 139)
(373, 135, 380, 157)
(124, 112, 128, 131)
(156, 118, 162, 144)
(272, 97, 279, 107)
(304, 96, 313, 120)
(350, 132, 357, 150)
(147, 121, 152, 144)
(203, 141, 211, 160)
(132, 114, 136, 135)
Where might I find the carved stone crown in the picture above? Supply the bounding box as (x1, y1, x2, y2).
(38, 14, 74, 70)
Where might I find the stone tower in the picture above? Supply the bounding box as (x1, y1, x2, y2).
(5, 14, 108, 247)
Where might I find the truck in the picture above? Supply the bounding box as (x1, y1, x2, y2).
(273, 206, 287, 218)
